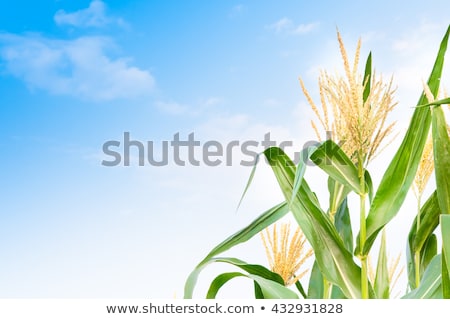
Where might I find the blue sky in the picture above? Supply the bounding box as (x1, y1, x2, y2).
(0, 1, 449, 298)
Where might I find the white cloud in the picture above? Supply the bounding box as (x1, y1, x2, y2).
(0, 33, 154, 100)
(230, 4, 245, 17)
(203, 97, 223, 107)
(54, 0, 124, 28)
(268, 18, 318, 35)
(292, 22, 319, 35)
(155, 101, 189, 115)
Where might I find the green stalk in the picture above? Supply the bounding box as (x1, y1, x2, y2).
(358, 152, 369, 299)
(323, 278, 332, 299)
(323, 203, 335, 299)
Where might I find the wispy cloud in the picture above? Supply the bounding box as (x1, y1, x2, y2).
(0, 33, 154, 100)
(229, 4, 245, 18)
(156, 97, 224, 116)
(268, 18, 318, 35)
(155, 101, 190, 115)
(54, 0, 125, 28)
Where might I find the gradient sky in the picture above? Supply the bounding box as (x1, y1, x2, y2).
(0, 1, 449, 298)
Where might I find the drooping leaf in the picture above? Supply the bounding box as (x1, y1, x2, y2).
(184, 202, 289, 298)
(207, 272, 246, 299)
(248, 274, 298, 299)
(310, 140, 363, 195)
(357, 26, 450, 256)
(236, 153, 261, 210)
(202, 258, 295, 299)
(264, 147, 369, 298)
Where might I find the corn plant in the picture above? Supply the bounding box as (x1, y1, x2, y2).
(184, 25, 450, 299)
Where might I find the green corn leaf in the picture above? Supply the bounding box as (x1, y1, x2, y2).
(412, 192, 440, 253)
(374, 231, 390, 299)
(294, 280, 308, 299)
(208, 272, 298, 299)
(334, 198, 353, 252)
(365, 170, 374, 204)
(248, 274, 298, 299)
(407, 234, 438, 290)
(328, 177, 350, 218)
(441, 215, 450, 298)
(331, 286, 347, 299)
(307, 261, 324, 298)
(357, 25, 450, 256)
(406, 192, 440, 289)
(291, 145, 318, 204)
(442, 252, 450, 298)
(363, 52, 372, 103)
(184, 202, 289, 298)
(402, 254, 443, 299)
(264, 146, 368, 298)
(431, 105, 450, 215)
(236, 153, 261, 210)
(310, 140, 363, 194)
(421, 235, 438, 279)
(254, 282, 264, 299)
(204, 258, 293, 299)
(417, 97, 450, 107)
(207, 272, 246, 298)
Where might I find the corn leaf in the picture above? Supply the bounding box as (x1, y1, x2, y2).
(248, 274, 299, 299)
(294, 280, 307, 299)
(328, 177, 350, 217)
(442, 252, 450, 298)
(402, 254, 442, 299)
(357, 25, 450, 256)
(207, 272, 297, 299)
(365, 170, 374, 204)
(334, 198, 353, 252)
(374, 231, 389, 298)
(184, 202, 289, 298)
(207, 272, 246, 298)
(310, 140, 363, 194)
(236, 153, 261, 210)
(363, 52, 372, 102)
(307, 261, 324, 298)
(417, 97, 450, 107)
(406, 192, 440, 288)
(421, 235, 438, 279)
(264, 147, 368, 298)
(431, 105, 450, 215)
(441, 215, 450, 298)
(291, 145, 317, 203)
(204, 258, 293, 299)
(412, 192, 440, 253)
